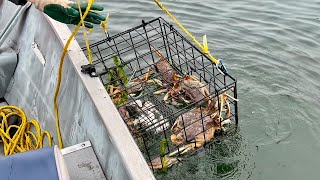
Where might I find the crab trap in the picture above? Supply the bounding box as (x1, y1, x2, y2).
(82, 17, 238, 172)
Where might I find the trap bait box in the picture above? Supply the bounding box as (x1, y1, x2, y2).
(82, 17, 238, 172)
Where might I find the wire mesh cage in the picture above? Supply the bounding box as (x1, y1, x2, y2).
(82, 17, 238, 172)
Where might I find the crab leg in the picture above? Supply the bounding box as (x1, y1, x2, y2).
(220, 93, 231, 119)
(226, 93, 239, 102)
(163, 92, 171, 102)
(145, 68, 151, 81)
(169, 144, 195, 157)
(154, 89, 168, 95)
(152, 47, 166, 61)
(170, 126, 217, 156)
(146, 79, 163, 87)
(170, 135, 208, 156)
(225, 98, 231, 119)
(219, 95, 224, 122)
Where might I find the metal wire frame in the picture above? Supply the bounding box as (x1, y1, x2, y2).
(82, 17, 238, 172)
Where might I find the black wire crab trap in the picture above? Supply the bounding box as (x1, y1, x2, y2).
(82, 17, 238, 172)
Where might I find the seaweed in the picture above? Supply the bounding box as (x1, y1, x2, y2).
(105, 56, 129, 106)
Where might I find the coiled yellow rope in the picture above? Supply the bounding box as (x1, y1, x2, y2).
(0, 106, 52, 156)
(0, 1, 101, 155)
(53, 0, 94, 149)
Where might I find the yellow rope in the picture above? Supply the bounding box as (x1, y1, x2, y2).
(53, 0, 94, 149)
(78, 0, 93, 64)
(0, 106, 52, 156)
(101, 14, 110, 33)
(153, 0, 220, 65)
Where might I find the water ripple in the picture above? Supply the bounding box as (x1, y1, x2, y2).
(74, 0, 320, 179)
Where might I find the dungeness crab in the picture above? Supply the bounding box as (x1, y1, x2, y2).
(170, 107, 221, 155)
(150, 48, 210, 105)
(160, 75, 210, 105)
(169, 92, 237, 155)
(151, 47, 181, 83)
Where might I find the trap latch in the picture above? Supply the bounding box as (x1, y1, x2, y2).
(81, 64, 98, 77)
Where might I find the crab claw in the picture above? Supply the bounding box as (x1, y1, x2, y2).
(148, 156, 180, 170)
(222, 118, 231, 124)
(152, 47, 166, 61)
(183, 75, 193, 81)
(163, 92, 171, 102)
(145, 68, 151, 81)
(221, 119, 232, 130)
(173, 73, 182, 81)
(170, 134, 185, 145)
(225, 93, 239, 102)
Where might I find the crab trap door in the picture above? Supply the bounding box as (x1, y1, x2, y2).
(83, 17, 238, 174)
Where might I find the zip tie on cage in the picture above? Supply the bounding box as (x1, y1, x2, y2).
(153, 0, 228, 74)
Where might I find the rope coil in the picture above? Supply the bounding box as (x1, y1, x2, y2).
(0, 106, 52, 156)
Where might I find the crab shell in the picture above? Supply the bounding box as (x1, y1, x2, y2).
(171, 108, 211, 134)
(153, 60, 180, 83)
(127, 79, 144, 95)
(170, 107, 221, 145)
(220, 92, 232, 120)
(118, 106, 129, 119)
(117, 106, 140, 135)
(173, 124, 219, 153)
(180, 75, 210, 102)
(171, 115, 218, 146)
(152, 48, 180, 83)
(163, 75, 210, 104)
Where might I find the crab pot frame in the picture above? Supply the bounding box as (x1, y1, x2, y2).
(82, 17, 238, 172)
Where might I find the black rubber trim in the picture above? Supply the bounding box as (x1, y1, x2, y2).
(0, 98, 6, 103)
(8, 0, 27, 6)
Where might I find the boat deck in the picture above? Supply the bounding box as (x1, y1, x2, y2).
(0, 2, 155, 179)
(0, 100, 106, 179)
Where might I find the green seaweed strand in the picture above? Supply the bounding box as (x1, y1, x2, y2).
(113, 56, 128, 86)
(160, 139, 169, 173)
